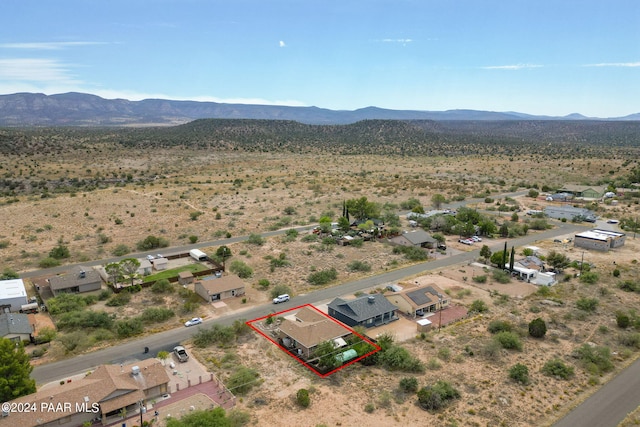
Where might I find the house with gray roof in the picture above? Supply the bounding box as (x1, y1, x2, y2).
(544, 206, 596, 223)
(48, 266, 103, 296)
(389, 229, 437, 248)
(328, 294, 399, 328)
(0, 312, 33, 343)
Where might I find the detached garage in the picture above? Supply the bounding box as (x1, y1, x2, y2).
(574, 229, 626, 251)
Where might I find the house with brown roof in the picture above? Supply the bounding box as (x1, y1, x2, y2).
(194, 274, 245, 302)
(178, 271, 195, 286)
(384, 282, 449, 318)
(48, 266, 102, 297)
(1, 358, 169, 427)
(277, 307, 352, 359)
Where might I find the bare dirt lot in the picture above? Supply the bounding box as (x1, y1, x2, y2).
(2, 150, 640, 426)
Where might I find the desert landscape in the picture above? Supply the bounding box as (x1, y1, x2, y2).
(1, 125, 640, 427)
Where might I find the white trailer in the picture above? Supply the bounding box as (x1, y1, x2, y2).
(189, 249, 207, 261)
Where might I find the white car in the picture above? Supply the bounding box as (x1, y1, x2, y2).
(458, 238, 473, 245)
(606, 219, 619, 224)
(146, 255, 155, 261)
(184, 317, 203, 327)
(273, 294, 290, 304)
(471, 236, 482, 242)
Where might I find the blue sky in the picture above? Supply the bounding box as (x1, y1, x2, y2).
(1, 0, 639, 117)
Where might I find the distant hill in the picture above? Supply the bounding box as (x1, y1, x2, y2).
(0, 92, 638, 127)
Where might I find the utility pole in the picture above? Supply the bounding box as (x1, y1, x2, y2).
(579, 251, 585, 277)
(438, 294, 443, 332)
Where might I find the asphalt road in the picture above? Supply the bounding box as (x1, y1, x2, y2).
(31, 222, 585, 384)
(552, 357, 640, 427)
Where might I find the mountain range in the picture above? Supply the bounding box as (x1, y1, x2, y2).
(0, 92, 638, 127)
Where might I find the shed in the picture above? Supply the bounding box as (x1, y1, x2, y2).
(0, 278, 28, 312)
(178, 271, 195, 286)
(153, 257, 168, 271)
(416, 318, 432, 332)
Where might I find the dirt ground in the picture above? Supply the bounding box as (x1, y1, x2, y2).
(2, 150, 640, 426)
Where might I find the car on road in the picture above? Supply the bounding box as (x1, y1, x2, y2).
(273, 294, 290, 304)
(458, 238, 473, 245)
(607, 219, 619, 224)
(146, 255, 155, 261)
(184, 317, 203, 327)
(470, 236, 482, 242)
(173, 345, 189, 362)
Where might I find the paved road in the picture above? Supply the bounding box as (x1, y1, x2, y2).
(31, 222, 585, 384)
(552, 357, 640, 427)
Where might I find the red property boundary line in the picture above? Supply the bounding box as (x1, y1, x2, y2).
(246, 304, 381, 378)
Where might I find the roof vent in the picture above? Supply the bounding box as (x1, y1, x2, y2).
(368, 296, 375, 304)
(132, 366, 140, 376)
(79, 270, 86, 279)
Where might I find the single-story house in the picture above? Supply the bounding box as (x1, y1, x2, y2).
(3, 358, 169, 427)
(278, 307, 352, 359)
(515, 255, 545, 271)
(178, 271, 195, 286)
(138, 259, 152, 276)
(385, 283, 449, 318)
(328, 294, 399, 328)
(558, 185, 605, 200)
(544, 206, 596, 222)
(389, 229, 437, 248)
(48, 266, 103, 296)
(0, 312, 33, 343)
(0, 278, 28, 312)
(194, 274, 246, 302)
(152, 257, 168, 271)
(574, 229, 626, 251)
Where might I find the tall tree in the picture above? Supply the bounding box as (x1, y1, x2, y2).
(509, 246, 516, 272)
(0, 338, 36, 401)
(119, 258, 141, 286)
(345, 197, 379, 221)
(104, 262, 122, 288)
(431, 194, 446, 209)
(502, 242, 508, 269)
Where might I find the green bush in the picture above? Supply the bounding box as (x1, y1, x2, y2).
(49, 244, 70, 259)
(469, 299, 489, 313)
(111, 244, 130, 256)
(296, 388, 310, 408)
(472, 275, 488, 283)
(379, 345, 424, 373)
(509, 363, 530, 385)
(528, 317, 547, 338)
(106, 292, 131, 307)
(257, 278, 270, 289)
(580, 272, 599, 285)
(616, 311, 631, 328)
(139, 307, 174, 323)
(47, 293, 87, 314)
(39, 257, 61, 268)
(399, 377, 419, 393)
(114, 318, 143, 338)
(307, 268, 338, 286)
(574, 344, 613, 374)
(246, 233, 265, 246)
(347, 260, 371, 272)
(618, 280, 640, 293)
(576, 297, 599, 312)
(193, 324, 237, 347)
(620, 333, 640, 349)
(230, 260, 254, 278)
(136, 235, 169, 250)
(226, 366, 259, 395)
(487, 320, 512, 334)
(57, 310, 113, 330)
(494, 331, 523, 351)
(392, 245, 428, 261)
(270, 284, 292, 299)
(492, 270, 511, 284)
(417, 380, 460, 411)
(151, 279, 174, 293)
(541, 359, 575, 380)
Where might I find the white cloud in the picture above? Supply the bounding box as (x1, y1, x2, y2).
(279, 40, 286, 48)
(0, 58, 82, 83)
(0, 41, 108, 50)
(583, 62, 640, 67)
(481, 64, 543, 70)
(381, 38, 413, 43)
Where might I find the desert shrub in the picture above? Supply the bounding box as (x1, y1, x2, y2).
(296, 388, 310, 408)
(541, 359, 575, 380)
(58, 331, 89, 353)
(618, 280, 640, 293)
(509, 363, 530, 385)
(301, 234, 318, 242)
(307, 268, 338, 286)
(417, 380, 460, 411)
(350, 238, 364, 248)
(620, 333, 640, 349)
(57, 310, 113, 330)
(151, 278, 174, 293)
(106, 292, 131, 307)
(437, 347, 451, 361)
(114, 318, 143, 338)
(226, 366, 259, 395)
(230, 260, 253, 278)
(472, 275, 487, 283)
(257, 278, 270, 289)
(34, 327, 57, 344)
(488, 320, 512, 334)
(347, 260, 371, 272)
(469, 299, 488, 313)
(98, 289, 112, 300)
(574, 344, 614, 375)
(49, 244, 70, 259)
(47, 293, 87, 314)
(111, 244, 130, 256)
(270, 284, 292, 299)
(364, 403, 375, 413)
(39, 257, 61, 268)
(616, 311, 631, 328)
(492, 270, 511, 284)
(392, 245, 428, 261)
(378, 345, 424, 373)
(528, 317, 547, 338)
(613, 268, 620, 277)
(136, 235, 169, 250)
(246, 233, 265, 246)
(189, 235, 199, 243)
(576, 297, 599, 312)
(580, 272, 599, 285)
(494, 331, 523, 351)
(193, 324, 237, 347)
(139, 307, 174, 323)
(399, 377, 419, 393)
(282, 228, 299, 242)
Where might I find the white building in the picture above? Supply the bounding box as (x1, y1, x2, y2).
(0, 278, 28, 312)
(574, 229, 626, 251)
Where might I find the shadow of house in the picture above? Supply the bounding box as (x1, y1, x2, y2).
(0, 312, 33, 343)
(3, 359, 169, 427)
(385, 283, 449, 318)
(48, 266, 103, 297)
(277, 307, 352, 359)
(328, 294, 398, 328)
(194, 274, 245, 302)
(389, 229, 437, 249)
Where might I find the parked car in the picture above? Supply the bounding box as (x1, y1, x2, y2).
(173, 345, 189, 362)
(156, 254, 164, 258)
(437, 243, 447, 250)
(607, 219, 619, 224)
(184, 317, 203, 327)
(146, 255, 155, 261)
(458, 238, 473, 245)
(470, 236, 482, 242)
(273, 294, 290, 304)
